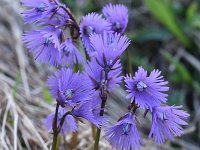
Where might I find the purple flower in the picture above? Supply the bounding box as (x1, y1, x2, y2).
(84, 59, 122, 92)
(47, 68, 93, 107)
(42, 26, 62, 49)
(103, 4, 128, 33)
(21, 0, 54, 24)
(90, 93, 102, 116)
(21, 0, 70, 27)
(90, 32, 130, 70)
(21, 0, 49, 24)
(44, 107, 77, 134)
(104, 112, 143, 150)
(23, 30, 60, 66)
(72, 101, 106, 128)
(80, 13, 111, 54)
(60, 39, 83, 66)
(149, 105, 189, 144)
(124, 67, 169, 111)
(43, 4, 70, 27)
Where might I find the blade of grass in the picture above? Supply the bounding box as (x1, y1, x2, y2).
(12, 70, 20, 99)
(144, 0, 191, 48)
(161, 50, 192, 84)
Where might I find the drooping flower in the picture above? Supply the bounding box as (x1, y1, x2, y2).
(42, 26, 62, 49)
(60, 39, 83, 66)
(21, 0, 70, 25)
(21, 0, 56, 24)
(42, 3, 70, 27)
(90, 93, 102, 117)
(104, 112, 143, 150)
(149, 105, 189, 144)
(80, 13, 111, 54)
(103, 4, 128, 33)
(23, 30, 60, 66)
(84, 58, 122, 92)
(124, 67, 169, 111)
(90, 32, 130, 70)
(72, 101, 107, 128)
(47, 68, 93, 107)
(44, 107, 78, 134)
(21, 0, 50, 24)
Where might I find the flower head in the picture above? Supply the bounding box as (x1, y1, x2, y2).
(44, 107, 77, 134)
(47, 68, 93, 107)
(90, 32, 130, 69)
(21, 0, 68, 24)
(72, 101, 106, 128)
(80, 13, 111, 54)
(23, 30, 60, 66)
(60, 39, 83, 66)
(41, 26, 62, 49)
(103, 4, 128, 33)
(104, 112, 143, 150)
(149, 105, 189, 144)
(42, 1, 69, 26)
(125, 67, 169, 111)
(21, 0, 50, 23)
(84, 58, 122, 92)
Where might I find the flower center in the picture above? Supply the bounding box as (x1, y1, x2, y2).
(122, 123, 132, 135)
(65, 89, 73, 99)
(36, 3, 46, 12)
(157, 112, 168, 121)
(113, 22, 122, 33)
(62, 47, 71, 56)
(84, 26, 94, 35)
(107, 59, 113, 66)
(136, 81, 147, 92)
(44, 37, 52, 47)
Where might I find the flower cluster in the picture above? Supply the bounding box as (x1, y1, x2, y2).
(21, 1, 189, 150)
(80, 4, 128, 56)
(22, 0, 83, 67)
(104, 67, 189, 149)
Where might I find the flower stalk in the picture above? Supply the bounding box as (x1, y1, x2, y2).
(52, 103, 59, 150)
(52, 103, 72, 150)
(94, 69, 108, 150)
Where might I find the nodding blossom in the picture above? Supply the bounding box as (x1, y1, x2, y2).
(44, 107, 78, 134)
(23, 30, 60, 66)
(104, 112, 143, 150)
(103, 4, 128, 33)
(47, 68, 93, 107)
(60, 39, 83, 66)
(21, 0, 69, 24)
(90, 32, 130, 70)
(149, 105, 189, 144)
(84, 58, 122, 93)
(124, 67, 169, 111)
(80, 13, 111, 55)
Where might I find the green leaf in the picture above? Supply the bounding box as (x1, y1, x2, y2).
(190, 15, 200, 29)
(131, 56, 154, 71)
(43, 88, 53, 104)
(186, 2, 198, 25)
(12, 70, 20, 99)
(161, 50, 192, 84)
(168, 90, 184, 106)
(144, 0, 191, 48)
(192, 81, 200, 96)
(134, 27, 172, 42)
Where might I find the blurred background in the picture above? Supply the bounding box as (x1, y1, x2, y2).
(0, 0, 200, 149)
